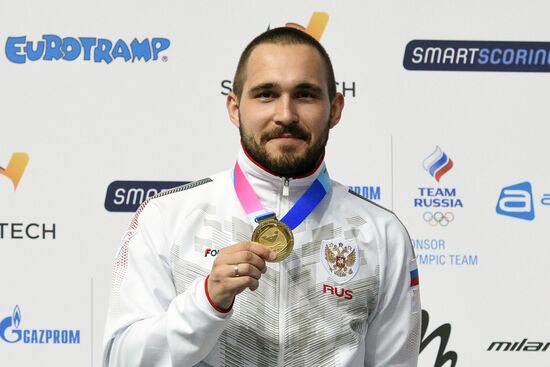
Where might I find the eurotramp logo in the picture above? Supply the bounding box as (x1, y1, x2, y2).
(5, 35, 170, 64)
(496, 181, 550, 221)
(404, 40, 550, 72)
(0, 305, 80, 344)
(0, 152, 29, 190)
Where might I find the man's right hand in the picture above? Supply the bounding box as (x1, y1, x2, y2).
(207, 241, 276, 310)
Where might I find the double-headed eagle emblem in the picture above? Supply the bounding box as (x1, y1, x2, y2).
(324, 242, 357, 277)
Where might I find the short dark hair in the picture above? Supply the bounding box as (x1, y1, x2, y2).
(232, 27, 336, 101)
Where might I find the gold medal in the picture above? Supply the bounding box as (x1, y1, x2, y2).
(252, 215, 294, 262)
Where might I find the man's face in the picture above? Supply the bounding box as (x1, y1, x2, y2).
(227, 43, 343, 177)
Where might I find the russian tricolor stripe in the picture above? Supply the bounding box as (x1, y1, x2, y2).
(410, 268, 419, 287)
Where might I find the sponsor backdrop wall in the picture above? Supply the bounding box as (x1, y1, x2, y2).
(1, 1, 549, 366)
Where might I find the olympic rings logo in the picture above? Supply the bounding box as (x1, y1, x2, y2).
(423, 211, 454, 226)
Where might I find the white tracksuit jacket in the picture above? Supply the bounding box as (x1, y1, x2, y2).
(103, 148, 421, 367)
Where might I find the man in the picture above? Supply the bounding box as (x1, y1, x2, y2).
(103, 27, 420, 366)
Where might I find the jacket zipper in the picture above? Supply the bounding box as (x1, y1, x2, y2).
(278, 177, 290, 366)
(282, 178, 290, 197)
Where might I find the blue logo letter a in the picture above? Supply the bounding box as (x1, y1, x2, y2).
(496, 182, 535, 220)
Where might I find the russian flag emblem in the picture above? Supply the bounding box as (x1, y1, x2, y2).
(410, 263, 419, 288)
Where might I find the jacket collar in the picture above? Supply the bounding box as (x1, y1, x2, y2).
(236, 145, 327, 190)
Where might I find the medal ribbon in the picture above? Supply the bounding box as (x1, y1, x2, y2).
(233, 162, 330, 230)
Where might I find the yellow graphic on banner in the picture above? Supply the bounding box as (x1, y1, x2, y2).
(285, 12, 329, 41)
(0, 152, 29, 190)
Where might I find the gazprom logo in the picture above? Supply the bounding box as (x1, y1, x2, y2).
(0, 305, 80, 344)
(5, 35, 170, 64)
(348, 185, 381, 201)
(496, 182, 535, 221)
(0, 305, 22, 343)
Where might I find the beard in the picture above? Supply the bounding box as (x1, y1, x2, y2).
(239, 119, 329, 177)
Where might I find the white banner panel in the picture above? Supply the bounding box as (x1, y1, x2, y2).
(1, 1, 549, 365)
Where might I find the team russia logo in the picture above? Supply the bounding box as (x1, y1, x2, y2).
(422, 146, 453, 183)
(415, 146, 463, 227)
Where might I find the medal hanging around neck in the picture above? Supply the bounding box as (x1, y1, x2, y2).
(233, 162, 330, 262)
